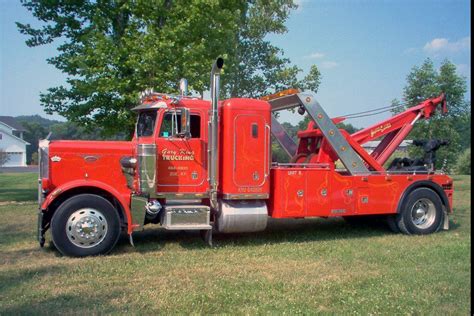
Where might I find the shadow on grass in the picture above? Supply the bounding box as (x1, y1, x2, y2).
(0, 223, 36, 246)
(0, 264, 65, 297)
(39, 217, 462, 256)
(1, 291, 126, 315)
(111, 217, 400, 254)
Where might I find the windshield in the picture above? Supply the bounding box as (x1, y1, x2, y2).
(137, 111, 157, 137)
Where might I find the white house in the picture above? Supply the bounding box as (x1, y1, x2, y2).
(0, 116, 30, 167)
(362, 140, 413, 154)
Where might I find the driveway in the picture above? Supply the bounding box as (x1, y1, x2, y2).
(0, 166, 38, 173)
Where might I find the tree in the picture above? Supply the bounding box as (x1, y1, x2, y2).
(455, 148, 471, 175)
(295, 115, 360, 135)
(271, 116, 360, 163)
(0, 149, 10, 167)
(393, 58, 471, 170)
(20, 121, 47, 164)
(18, 0, 320, 135)
(18, 116, 128, 163)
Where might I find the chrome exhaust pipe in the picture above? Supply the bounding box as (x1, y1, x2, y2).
(209, 57, 224, 210)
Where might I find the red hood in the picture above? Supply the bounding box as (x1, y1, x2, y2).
(49, 140, 134, 155)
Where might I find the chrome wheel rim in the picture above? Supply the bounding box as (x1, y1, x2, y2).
(66, 208, 108, 248)
(410, 198, 436, 229)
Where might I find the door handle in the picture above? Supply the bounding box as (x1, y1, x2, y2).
(265, 124, 271, 178)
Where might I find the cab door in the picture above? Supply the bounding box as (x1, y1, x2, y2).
(155, 110, 208, 194)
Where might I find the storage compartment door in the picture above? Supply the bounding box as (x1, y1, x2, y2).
(269, 168, 306, 218)
(233, 114, 268, 188)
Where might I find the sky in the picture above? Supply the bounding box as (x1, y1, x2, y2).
(0, 0, 471, 128)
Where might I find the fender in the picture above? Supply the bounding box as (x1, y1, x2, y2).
(41, 180, 134, 234)
(396, 180, 451, 214)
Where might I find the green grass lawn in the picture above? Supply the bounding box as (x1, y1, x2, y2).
(0, 173, 471, 314)
(0, 173, 38, 202)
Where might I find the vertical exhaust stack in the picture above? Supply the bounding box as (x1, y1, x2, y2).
(209, 57, 224, 210)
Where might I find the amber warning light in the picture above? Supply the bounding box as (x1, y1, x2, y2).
(260, 88, 301, 101)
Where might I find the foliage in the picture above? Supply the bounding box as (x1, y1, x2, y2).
(16, 115, 128, 164)
(15, 115, 61, 128)
(271, 141, 290, 163)
(392, 58, 471, 170)
(455, 147, 471, 175)
(30, 152, 39, 165)
(0, 149, 10, 166)
(271, 115, 361, 163)
(18, 0, 320, 135)
(19, 121, 47, 165)
(454, 112, 471, 150)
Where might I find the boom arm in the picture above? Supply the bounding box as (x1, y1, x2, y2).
(350, 93, 447, 166)
(267, 90, 447, 173)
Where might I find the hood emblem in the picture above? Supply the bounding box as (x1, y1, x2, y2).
(51, 156, 61, 162)
(84, 155, 99, 163)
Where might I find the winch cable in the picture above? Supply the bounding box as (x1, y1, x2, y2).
(340, 103, 407, 119)
(342, 107, 403, 119)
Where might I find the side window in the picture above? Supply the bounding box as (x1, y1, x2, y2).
(159, 112, 201, 138)
(190, 115, 201, 138)
(159, 113, 177, 138)
(251, 123, 258, 138)
(137, 111, 157, 137)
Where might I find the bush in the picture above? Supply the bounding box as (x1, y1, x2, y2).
(30, 152, 39, 165)
(455, 148, 471, 175)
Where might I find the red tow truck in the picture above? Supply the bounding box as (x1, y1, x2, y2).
(37, 58, 453, 256)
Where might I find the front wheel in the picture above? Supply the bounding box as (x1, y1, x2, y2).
(51, 194, 121, 257)
(396, 188, 444, 235)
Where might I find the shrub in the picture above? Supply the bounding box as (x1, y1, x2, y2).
(455, 148, 471, 175)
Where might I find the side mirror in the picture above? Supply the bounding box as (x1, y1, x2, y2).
(179, 108, 191, 137)
(171, 108, 191, 138)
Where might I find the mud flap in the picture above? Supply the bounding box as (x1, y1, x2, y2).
(37, 211, 46, 247)
(129, 233, 135, 247)
(442, 208, 449, 230)
(200, 229, 213, 247)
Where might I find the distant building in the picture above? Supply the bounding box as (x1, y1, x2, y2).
(0, 116, 30, 167)
(362, 140, 413, 154)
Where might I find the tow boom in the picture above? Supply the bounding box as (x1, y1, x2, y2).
(268, 92, 447, 173)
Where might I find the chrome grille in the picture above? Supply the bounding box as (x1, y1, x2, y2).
(38, 139, 49, 208)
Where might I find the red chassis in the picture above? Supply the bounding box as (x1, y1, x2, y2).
(37, 59, 453, 257)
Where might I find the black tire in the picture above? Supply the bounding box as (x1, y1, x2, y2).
(51, 194, 121, 257)
(396, 188, 444, 235)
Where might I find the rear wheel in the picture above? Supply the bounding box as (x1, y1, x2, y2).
(396, 188, 444, 235)
(51, 194, 121, 257)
